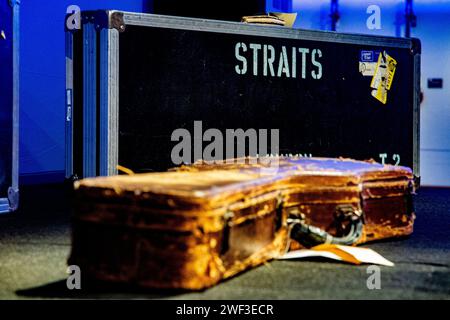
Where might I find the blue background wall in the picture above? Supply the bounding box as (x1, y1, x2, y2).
(19, 0, 149, 183)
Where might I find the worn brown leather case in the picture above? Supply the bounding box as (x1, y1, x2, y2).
(69, 157, 415, 290)
(176, 157, 416, 246)
(70, 170, 289, 290)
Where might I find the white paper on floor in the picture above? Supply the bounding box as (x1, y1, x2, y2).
(278, 244, 395, 267)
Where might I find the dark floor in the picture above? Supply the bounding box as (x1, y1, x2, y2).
(0, 185, 449, 300)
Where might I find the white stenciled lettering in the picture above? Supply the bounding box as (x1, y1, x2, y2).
(393, 154, 401, 166)
(379, 153, 401, 166)
(236, 42, 323, 80)
(277, 46, 290, 78)
(235, 42, 247, 75)
(312, 49, 323, 79)
(291, 47, 297, 78)
(249, 43, 262, 76)
(298, 48, 309, 79)
(263, 44, 276, 77)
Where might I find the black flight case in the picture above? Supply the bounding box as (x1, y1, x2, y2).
(65, 10, 421, 185)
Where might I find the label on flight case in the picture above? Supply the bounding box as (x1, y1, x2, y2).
(359, 50, 380, 76)
(370, 51, 397, 104)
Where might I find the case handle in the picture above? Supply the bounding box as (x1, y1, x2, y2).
(287, 204, 364, 249)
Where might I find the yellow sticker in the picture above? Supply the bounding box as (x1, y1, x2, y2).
(386, 54, 397, 90)
(370, 51, 397, 105)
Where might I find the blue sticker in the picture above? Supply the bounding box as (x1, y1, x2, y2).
(360, 50, 380, 62)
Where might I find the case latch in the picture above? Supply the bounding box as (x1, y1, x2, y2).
(286, 205, 364, 249)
